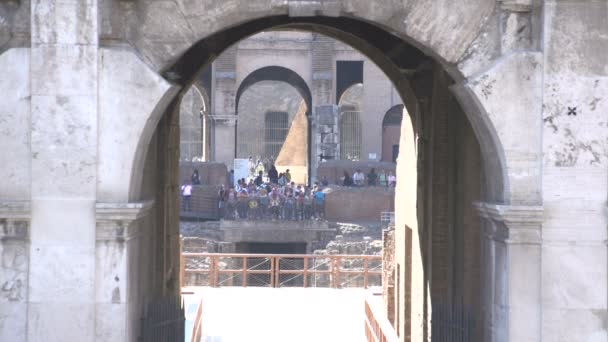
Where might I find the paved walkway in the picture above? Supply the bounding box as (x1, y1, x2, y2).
(183, 287, 368, 342)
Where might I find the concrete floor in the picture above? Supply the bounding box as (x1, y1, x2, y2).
(183, 287, 368, 342)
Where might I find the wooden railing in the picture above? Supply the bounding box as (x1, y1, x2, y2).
(365, 293, 400, 342)
(181, 253, 382, 289)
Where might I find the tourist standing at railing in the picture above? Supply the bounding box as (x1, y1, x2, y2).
(225, 187, 237, 220)
(367, 168, 378, 186)
(321, 176, 329, 186)
(259, 189, 269, 219)
(248, 193, 259, 220)
(181, 180, 193, 212)
(303, 188, 313, 219)
(277, 173, 287, 186)
(378, 169, 387, 187)
(237, 190, 249, 218)
(353, 169, 365, 186)
(284, 169, 292, 183)
(342, 170, 354, 186)
(191, 169, 201, 185)
(262, 158, 270, 173)
(269, 190, 282, 220)
(217, 185, 226, 218)
(268, 164, 279, 184)
(254, 171, 264, 187)
(388, 171, 396, 187)
(313, 186, 326, 219)
(296, 188, 305, 220)
(229, 169, 235, 187)
(255, 159, 265, 177)
(284, 190, 295, 220)
(248, 156, 255, 178)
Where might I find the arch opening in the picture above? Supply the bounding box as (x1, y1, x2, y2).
(130, 14, 510, 342)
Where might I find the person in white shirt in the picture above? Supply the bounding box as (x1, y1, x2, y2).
(388, 171, 397, 187)
(181, 180, 193, 211)
(353, 169, 365, 187)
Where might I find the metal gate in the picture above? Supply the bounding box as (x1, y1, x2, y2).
(340, 111, 362, 160)
(264, 111, 289, 159)
(431, 304, 475, 342)
(140, 296, 185, 342)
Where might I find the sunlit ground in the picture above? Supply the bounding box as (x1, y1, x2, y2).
(184, 287, 369, 342)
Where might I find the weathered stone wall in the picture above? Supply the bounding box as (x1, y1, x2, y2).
(324, 187, 395, 222)
(540, 2, 608, 341)
(178, 162, 228, 186)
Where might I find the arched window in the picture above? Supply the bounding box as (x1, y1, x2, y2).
(264, 111, 289, 159)
(338, 83, 363, 160)
(179, 86, 209, 162)
(382, 104, 404, 163)
(340, 110, 362, 160)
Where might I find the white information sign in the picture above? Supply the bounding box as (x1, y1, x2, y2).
(233, 159, 249, 183)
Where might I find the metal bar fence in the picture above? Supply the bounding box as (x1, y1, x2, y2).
(340, 111, 362, 160)
(181, 253, 382, 289)
(140, 296, 185, 342)
(430, 304, 475, 342)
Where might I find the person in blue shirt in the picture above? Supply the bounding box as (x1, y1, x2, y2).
(313, 187, 326, 219)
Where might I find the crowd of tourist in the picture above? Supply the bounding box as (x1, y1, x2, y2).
(218, 166, 327, 221)
(180, 157, 397, 219)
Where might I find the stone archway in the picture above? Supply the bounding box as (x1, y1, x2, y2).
(235, 66, 312, 117)
(97, 4, 542, 342)
(233, 66, 313, 183)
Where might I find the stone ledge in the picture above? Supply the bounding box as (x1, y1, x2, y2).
(96, 200, 154, 221)
(95, 200, 155, 241)
(0, 201, 30, 220)
(474, 202, 544, 244)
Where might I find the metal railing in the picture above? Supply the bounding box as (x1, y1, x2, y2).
(181, 253, 382, 289)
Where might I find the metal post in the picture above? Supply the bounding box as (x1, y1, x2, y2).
(364, 257, 369, 289)
(303, 256, 309, 288)
(270, 256, 276, 288)
(212, 255, 218, 287)
(242, 256, 248, 287)
(179, 238, 185, 288)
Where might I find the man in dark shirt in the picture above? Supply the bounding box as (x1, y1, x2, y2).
(254, 171, 264, 187)
(367, 168, 378, 186)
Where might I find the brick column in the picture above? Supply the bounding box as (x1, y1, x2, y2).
(475, 202, 543, 342)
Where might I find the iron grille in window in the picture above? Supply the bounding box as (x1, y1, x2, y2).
(340, 111, 362, 160)
(264, 111, 289, 159)
(180, 122, 203, 161)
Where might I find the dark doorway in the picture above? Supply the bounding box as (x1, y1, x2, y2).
(336, 60, 364, 103)
(392, 145, 400, 163)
